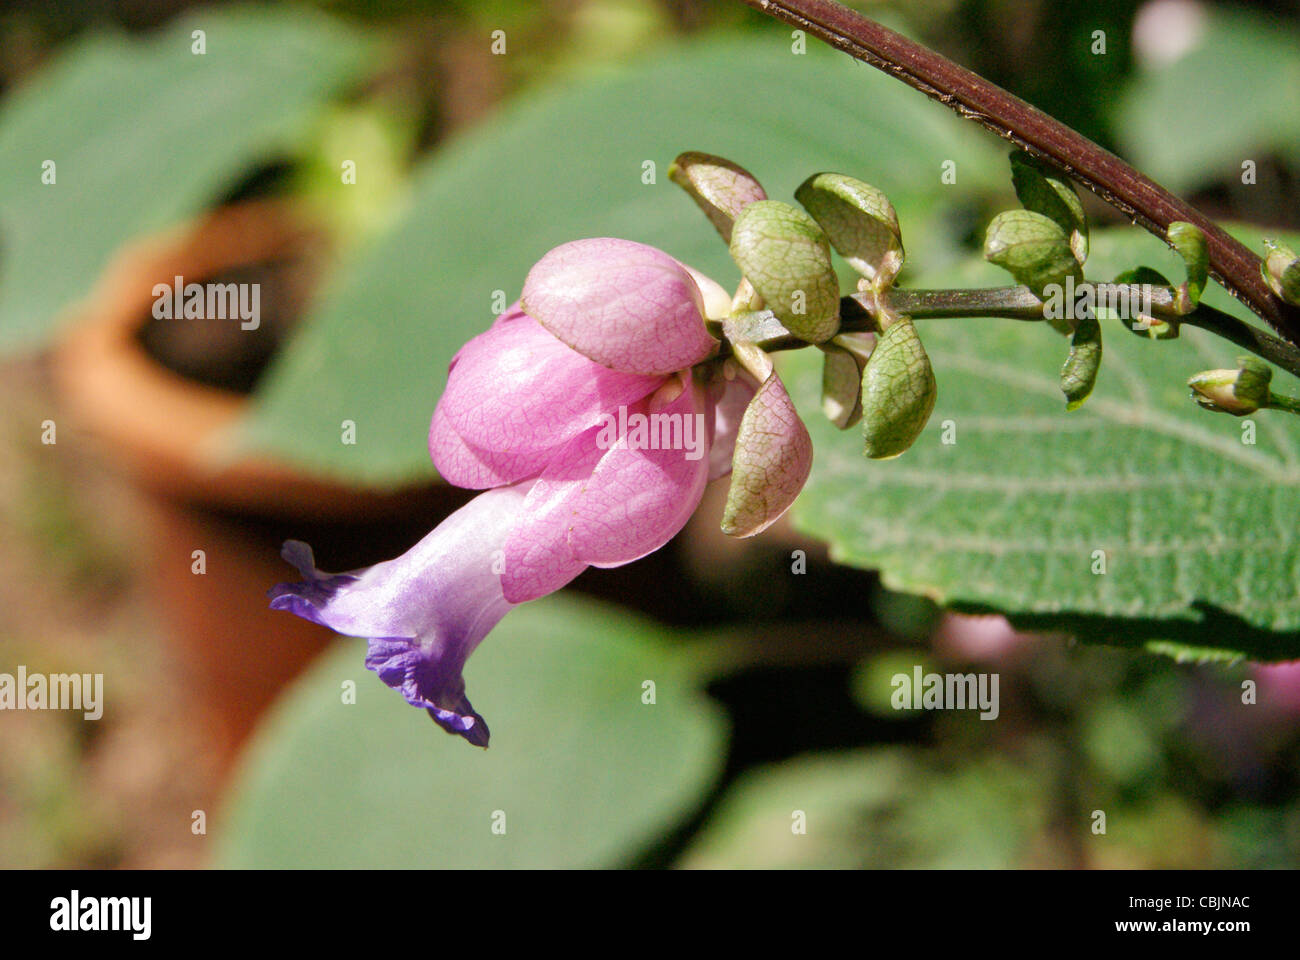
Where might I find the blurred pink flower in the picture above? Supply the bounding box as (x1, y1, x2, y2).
(1254, 661, 1300, 714)
(934, 612, 1031, 661)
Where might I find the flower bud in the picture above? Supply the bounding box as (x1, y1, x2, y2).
(820, 334, 873, 429)
(1262, 240, 1300, 306)
(1008, 150, 1088, 265)
(1188, 356, 1271, 415)
(984, 209, 1083, 300)
(668, 151, 766, 243)
(1061, 313, 1102, 410)
(729, 200, 841, 344)
(721, 370, 813, 537)
(795, 173, 904, 290)
(860, 317, 936, 459)
(1167, 221, 1208, 313)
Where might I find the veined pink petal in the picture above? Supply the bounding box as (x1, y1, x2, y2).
(708, 370, 759, 481)
(521, 238, 719, 375)
(720, 369, 812, 538)
(429, 402, 556, 488)
(500, 428, 605, 603)
(430, 314, 663, 486)
(568, 375, 713, 567)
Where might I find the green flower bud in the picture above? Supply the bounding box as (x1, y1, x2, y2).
(1167, 221, 1208, 313)
(794, 173, 904, 290)
(1060, 313, 1101, 410)
(1009, 150, 1088, 265)
(1262, 240, 1300, 306)
(1188, 356, 1272, 415)
(819, 334, 873, 429)
(730, 200, 840, 344)
(860, 317, 936, 459)
(721, 370, 813, 538)
(984, 209, 1083, 301)
(668, 151, 766, 244)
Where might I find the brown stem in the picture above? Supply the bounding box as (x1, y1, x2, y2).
(737, 0, 1300, 345)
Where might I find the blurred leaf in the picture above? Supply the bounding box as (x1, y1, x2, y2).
(679, 748, 1046, 868)
(850, 650, 937, 718)
(0, 6, 377, 352)
(233, 37, 1006, 484)
(788, 225, 1300, 661)
(1114, 9, 1300, 193)
(1082, 700, 1162, 786)
(215, 595, 727, 868)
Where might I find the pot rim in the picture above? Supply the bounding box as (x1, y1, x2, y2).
(52, 200, 440, 520)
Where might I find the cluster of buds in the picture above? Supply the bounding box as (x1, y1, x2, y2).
(670, 151, 935, 461)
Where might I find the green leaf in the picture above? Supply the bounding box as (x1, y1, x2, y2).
(984, 209, 1083, 299)
(860, 317, 937, 459)
(679, 749, 1045, 868)
(1061, 313, 1101, 410)
(794, 172, 903, 287)
(215, 595, 727, 868)
(788, 225, 1300, 661)
(1114, 8, 1300, 194)
(1009, 150, 1087, 264)
(729, 200, 840, 343)
(231, 38, 1006, 485)
(0, 6, 377, 353)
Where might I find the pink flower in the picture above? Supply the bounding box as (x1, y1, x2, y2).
(270, 238, 811, 746)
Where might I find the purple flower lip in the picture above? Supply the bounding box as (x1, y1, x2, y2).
(266, 485, 534, 747)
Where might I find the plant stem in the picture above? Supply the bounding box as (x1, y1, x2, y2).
(727, 285, 1300, 380)
(879, 288, 1300, 380)
(1268, 393, 1300, 416)
(737, 0, 1300, 345)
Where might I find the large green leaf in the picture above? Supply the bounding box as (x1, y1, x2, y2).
(679, 749, 1047, 868)
(1113, 9, 1300, 193)
(788, 225, 1300, 661)
(232, 37, 1006, 484)
(0, 6, 376, 352)
(214, 595, 727, 868)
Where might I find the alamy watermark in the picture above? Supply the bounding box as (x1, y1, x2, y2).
(0, 666, 102, 719)
(594, 405, 707, 461)
(152, 275, 260, 330)
(1041, 275, 1155, 327)
(891, 666, 999, 720)
(50, 891, 150, 940)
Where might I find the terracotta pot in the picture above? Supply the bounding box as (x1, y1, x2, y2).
(51, 202, 461, 771)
